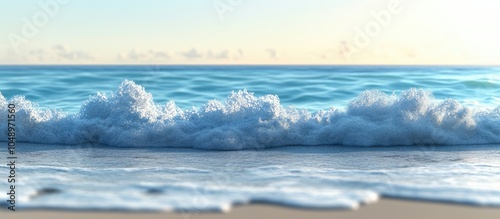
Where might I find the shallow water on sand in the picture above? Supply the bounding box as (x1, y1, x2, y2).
(1, 144, 498, 211)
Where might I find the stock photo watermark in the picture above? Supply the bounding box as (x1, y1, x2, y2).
(340, 0, 407, 60)
(6, 103, 17, 211)
(213, 0, 243, 21)
(7, 0, 71, 54)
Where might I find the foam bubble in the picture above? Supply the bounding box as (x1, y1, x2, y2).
(0, 80, 498, 149)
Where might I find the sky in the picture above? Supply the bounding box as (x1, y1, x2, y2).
(1, 0, 499, 65)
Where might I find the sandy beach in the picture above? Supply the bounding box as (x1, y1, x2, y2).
(2, 198, 499, 219)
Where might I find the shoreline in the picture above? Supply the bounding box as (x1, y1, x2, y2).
(2, 198, 500, 219)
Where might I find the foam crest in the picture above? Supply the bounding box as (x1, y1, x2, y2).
(0, 80, 498, 149)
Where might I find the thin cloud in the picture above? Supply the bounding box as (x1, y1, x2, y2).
(52, 44, 67, 52)
(178, 48, 242, 60)
(232, 49, 244, 60)
(207, 50, 229, 60)
(117, 49, 170, 61)
(266, 49, 277, 59)
(151, 50, 169, 59)
(179, 48, 203, 59)
(51, 44, 94, 61)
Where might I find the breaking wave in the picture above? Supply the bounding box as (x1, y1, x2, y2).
(1, 80, 499, 149)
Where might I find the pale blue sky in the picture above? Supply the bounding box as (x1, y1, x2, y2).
(1, 0, 499, 64)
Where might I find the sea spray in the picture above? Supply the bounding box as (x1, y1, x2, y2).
(0, 80, 499, 149)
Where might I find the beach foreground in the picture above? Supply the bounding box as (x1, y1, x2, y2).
(2, 198, 499, 219)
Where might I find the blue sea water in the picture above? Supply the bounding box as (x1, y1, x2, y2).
(0, 65, 499, 211)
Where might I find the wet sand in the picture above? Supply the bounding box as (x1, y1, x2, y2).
(2, 198, 500, 219)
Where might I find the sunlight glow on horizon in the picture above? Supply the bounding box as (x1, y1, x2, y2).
(1, 0, 499, 65)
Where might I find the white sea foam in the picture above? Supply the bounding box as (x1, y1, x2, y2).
(0, 80, 499, 149)
(2, 144, 500, 211)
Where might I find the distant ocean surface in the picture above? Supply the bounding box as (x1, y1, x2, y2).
(0, 65, 499, 211)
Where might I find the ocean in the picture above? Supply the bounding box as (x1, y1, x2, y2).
(0, 65, 499, 211)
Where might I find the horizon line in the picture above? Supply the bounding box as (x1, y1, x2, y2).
(1, 64, 499, 67)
